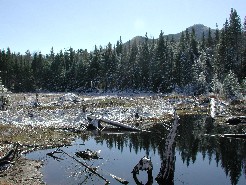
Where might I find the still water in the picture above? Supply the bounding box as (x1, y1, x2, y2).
(26, 115, 246, 185)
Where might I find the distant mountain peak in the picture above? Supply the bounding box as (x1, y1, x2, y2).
(124, 24, 216, 47)
(166, 24, 216, 41)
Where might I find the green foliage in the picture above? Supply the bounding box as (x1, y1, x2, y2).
(223, 70, 241, 99)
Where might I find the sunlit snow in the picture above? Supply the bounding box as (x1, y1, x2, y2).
(0, 93, 177, 129)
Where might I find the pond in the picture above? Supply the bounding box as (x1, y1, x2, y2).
(25, 114, 246, 185)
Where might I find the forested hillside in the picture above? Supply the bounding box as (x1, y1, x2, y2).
(0, 9, 245, 98)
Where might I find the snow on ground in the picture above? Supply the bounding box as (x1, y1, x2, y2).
(1, 93, 225, 129)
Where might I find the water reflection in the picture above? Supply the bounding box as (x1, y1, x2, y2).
(26, 114, 246, 185)
(176, 114, 246, 185)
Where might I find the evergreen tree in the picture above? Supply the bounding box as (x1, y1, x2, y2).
(137, 33, 150, 90)
(153, 30, 171, 92)
(31, 52, 44, 89)
(201, 32, 206, 50)
(216, 19, 230, 80)
(215, 23, 220, 45)
(22, 50, 35, 91)
(87, 46, 102, 90)
(242, 16, 246, 80)
(223, 70, 241, 98)
(175, 31, 187, 87)
(149, 37, 156, 91)
(207, 28, 213, 48)
(116, 36, 123, 56)
(77, 49, 90, 90)
(192, 51, 211, 94)
(228, 8, 242, 79)
(119, 44, 130, 90)
(102, 42, 117, 90)
(127, 39, 138, 90)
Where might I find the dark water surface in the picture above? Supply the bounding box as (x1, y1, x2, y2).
(25, 115, 246, 185)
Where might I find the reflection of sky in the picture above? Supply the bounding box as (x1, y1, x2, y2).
(26, 135, 246, 185)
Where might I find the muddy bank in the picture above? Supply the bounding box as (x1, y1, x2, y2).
(0, 125, 77, 185)
(0, 158, 43, 185)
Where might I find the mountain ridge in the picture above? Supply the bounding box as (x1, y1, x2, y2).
(124, 24, 216, 46)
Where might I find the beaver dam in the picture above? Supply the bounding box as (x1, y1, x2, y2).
(0, 93, 245, 185)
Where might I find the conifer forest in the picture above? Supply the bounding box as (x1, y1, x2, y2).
(0, 9, 245, 98)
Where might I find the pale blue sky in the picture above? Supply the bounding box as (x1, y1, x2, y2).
(0, 0, 245, 54)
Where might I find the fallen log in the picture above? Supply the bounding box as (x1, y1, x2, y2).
(223, 134, 246, 139)
(87, 116, 141, 131)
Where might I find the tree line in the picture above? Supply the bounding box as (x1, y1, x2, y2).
(0, 9, 245, 98)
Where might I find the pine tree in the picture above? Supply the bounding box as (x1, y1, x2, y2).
(201, 32, 206, 50)
(87, 46, 102, 90)
(207, 28, 213, 48)
(223, 70, 241, 98)
(22, 50, 35, 91)
(242, 16, 246, 80)
(228, 8, 242, 78)
(216, 19, 230, 80)
(116, 36, 123, 56)
(175, 31, 187, 87)
(153, 30, 171, 92)
(186, 28, 199, 86)
(31, 52, 45, 90)
(192, 51, 211, 94)
(128, 39, 138, 90)
(119, 44, 130, 90)
(149, 37, 156, 91)
(75, 49, 88, 89)
(214, 23, 220, 45)
(102, 42, 117, 90)
(138, 33, 150, 90)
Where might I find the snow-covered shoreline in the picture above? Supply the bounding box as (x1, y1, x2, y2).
(0, 92, 234, 129)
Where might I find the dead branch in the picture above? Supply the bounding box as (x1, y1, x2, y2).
(57, 148, 110, 184)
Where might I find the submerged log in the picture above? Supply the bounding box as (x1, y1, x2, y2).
(75, 149, 100, 160)
(110, 174, 129, 184)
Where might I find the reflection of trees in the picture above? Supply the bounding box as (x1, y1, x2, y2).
(79, 114, 246, 185)
(94, 125, 169, 156)
(219, 138, 244, 185)
(176, 115, 201, 165)
(176, 114, 246, 185)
